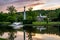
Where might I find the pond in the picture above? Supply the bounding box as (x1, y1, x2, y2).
(0, 31, 60, 40)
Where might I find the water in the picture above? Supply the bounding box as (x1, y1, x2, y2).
(0, 31, 60, 40)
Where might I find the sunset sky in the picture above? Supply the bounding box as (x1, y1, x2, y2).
(0, 0, 60, 12)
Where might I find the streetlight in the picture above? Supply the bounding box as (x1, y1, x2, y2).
(23, 6, 26, 40)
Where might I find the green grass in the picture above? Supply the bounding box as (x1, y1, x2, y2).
(0, 22, 11, 25)
(33, 22, 60, 26)
(0, 22, 60, 26)
(0, 38, 7, 40)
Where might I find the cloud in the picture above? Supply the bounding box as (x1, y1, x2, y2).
(0, 0, 60, 12)
(33, 0, 60, 10)
(0, 0, 44, 12)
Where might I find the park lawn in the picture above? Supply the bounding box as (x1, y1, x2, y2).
(0, 22, 60, 26)
(33, 22, 60, 26)
(0, 22, 11, 25)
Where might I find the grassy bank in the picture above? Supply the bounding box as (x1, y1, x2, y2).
(33, 22, 60, 26)
(0, 38, 7, 40)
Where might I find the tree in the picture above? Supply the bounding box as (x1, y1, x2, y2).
(7, 6, 17, 15)
(27, 8, 38, 21)
(17, 13, 23, 21)
(6, 6, 18, 22)
(0, 12, 8, 22)
(46, 10, 58, 21)
(57, 13, 60, 21)
(6, 16, 16, 23)
(6, 6, 17, 40)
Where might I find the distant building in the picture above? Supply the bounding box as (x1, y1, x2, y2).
(37, 14, 47, 21)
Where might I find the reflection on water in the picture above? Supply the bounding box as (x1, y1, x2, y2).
(34, 34, 60, 40)
(0, 31, 60, 40)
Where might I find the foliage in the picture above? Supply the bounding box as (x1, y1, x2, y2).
(7, 6, 17, 14)
(6, 16, 16, 22)
(17, 13, 23, 21)
(26, 8, 38, 21)
(0, 13, 8, 22)
(0, 6, 60, 22)
(46, 10, 58, 21)
(0, 38, 7, 40)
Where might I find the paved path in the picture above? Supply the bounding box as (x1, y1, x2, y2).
(0, 31, 60, 40)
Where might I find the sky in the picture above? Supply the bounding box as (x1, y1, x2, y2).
(0, 0, 60, 12)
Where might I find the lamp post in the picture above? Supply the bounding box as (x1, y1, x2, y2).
(23, 6, 26, 40)
(24, 6, 26, 20)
